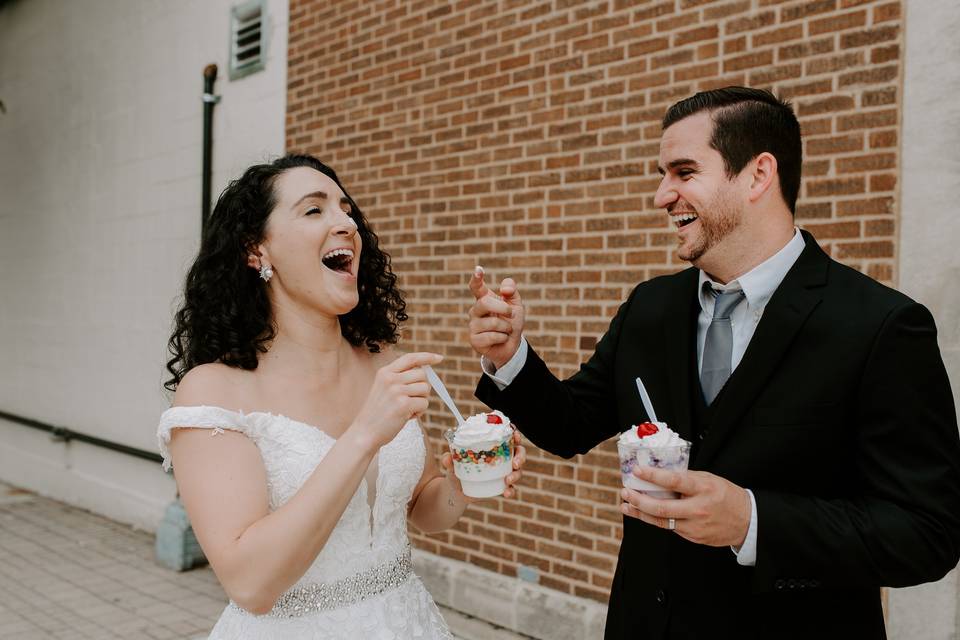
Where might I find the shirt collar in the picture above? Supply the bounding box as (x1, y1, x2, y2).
(697, 228, 805, 313)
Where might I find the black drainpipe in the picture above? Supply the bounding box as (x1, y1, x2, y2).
(0, 410, 163, 464)
(201, 63, 220, 232)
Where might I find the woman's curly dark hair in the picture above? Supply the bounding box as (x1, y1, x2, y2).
(164, 154, 407, 391)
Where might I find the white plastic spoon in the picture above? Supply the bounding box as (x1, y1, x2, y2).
(424, 365, 465, 427)
(635, 377, 658, 424)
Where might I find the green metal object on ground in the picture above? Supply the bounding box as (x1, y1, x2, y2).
(155, 498, 207, 571)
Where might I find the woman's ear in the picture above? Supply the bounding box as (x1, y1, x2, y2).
(246, 242, 269, 270)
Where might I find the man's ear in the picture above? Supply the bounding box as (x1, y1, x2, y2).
(747, 152, 778, 204)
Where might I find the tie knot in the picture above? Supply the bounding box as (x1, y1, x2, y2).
(710, 288, 744, 320)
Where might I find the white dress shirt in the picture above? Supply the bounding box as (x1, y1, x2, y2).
(482, 228, 807, 566)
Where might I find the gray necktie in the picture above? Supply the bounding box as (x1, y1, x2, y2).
(701, 287, 746, 405)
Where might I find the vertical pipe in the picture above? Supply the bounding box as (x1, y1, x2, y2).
(201, 64, 219, 233)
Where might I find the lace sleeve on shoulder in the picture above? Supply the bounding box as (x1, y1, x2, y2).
(156, 405, 247, 472)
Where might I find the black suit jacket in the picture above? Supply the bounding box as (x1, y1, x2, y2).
(476, 231, 960, 639)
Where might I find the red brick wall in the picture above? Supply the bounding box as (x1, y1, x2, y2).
(286, 0, 903, 602)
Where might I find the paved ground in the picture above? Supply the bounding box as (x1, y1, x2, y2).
(0, 482, 508, 640)
(0, 482, 223, 639)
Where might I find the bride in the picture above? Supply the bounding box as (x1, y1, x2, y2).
(158, 155, 525, 638)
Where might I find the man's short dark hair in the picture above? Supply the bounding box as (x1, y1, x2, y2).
(663, 87, 802, 214)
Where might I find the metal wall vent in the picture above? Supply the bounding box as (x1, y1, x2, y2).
(229, 0, 266, 80)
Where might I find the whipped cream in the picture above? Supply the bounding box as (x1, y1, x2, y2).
(452, 410, 512, 447)
(618, 422, 687, 448)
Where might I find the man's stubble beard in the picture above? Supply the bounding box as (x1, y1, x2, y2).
(678, 187, 743, 265)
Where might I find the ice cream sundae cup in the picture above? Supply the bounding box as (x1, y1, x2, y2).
(617, 422, 691, 499)
(445, 410, 514, 498)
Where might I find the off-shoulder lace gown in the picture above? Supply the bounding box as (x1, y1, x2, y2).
(157, 406, 453, 640)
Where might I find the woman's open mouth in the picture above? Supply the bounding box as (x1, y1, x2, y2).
(321, 248, 355, 276)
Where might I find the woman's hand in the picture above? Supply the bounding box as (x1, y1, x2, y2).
(440, 429, 527, 501)
(352, 352, 443, 449)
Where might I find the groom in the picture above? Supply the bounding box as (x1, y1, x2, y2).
(467, 87, 960, 639)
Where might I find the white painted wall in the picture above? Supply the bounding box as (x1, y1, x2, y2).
(0, 0, 288, 530)
(888, 0, 960, 638)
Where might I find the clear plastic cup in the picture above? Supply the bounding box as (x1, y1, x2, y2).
(617, 441, 691, 499)
(444, 427, 514, 498)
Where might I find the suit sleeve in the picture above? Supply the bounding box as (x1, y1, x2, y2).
(753, 302, 960, 590)
(475, 284, 642, 459)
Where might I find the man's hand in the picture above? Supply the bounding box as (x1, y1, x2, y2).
(468, 266, 525, 369)
(620, 466, 752, 548)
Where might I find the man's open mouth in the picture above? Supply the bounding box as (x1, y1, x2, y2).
(321, 248, 354, 274)
(672, 212, 698, 229)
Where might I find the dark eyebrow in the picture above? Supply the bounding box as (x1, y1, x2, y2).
(291, 190, 328, 210)
(656, 158, 700, 175)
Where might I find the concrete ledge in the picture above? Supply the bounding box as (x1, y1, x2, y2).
(0, 421, 175, 531)
(413, 549, 606, 640)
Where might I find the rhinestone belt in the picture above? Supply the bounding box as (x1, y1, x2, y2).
(237, 546, 414, 618)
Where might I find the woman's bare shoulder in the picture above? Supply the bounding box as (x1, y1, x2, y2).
(173, 363, 254, 409)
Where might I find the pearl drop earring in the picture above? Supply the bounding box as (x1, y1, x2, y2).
(259, 263, 273, 282)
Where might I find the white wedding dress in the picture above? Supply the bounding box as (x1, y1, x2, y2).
(157, 406, 453, 640)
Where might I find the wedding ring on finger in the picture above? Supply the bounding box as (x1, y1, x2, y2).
(666, 518, 676, 531)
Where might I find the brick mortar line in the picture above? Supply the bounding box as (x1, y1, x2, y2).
(291, 45, 894, 99)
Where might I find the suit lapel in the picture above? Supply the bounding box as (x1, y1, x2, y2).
(693, 231, 830, 468)
(662, 268, 700, 443)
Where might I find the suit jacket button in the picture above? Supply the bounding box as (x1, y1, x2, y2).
(656, 589, 666, 604)
(810, 579, 820, 588)
(788, 579, 797, 589)
(698, 433, 705, 440)
(774, 579, 785, 590)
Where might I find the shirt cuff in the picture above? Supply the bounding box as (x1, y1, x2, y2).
(731, 489, 758, 566)
(480, 337, 528, 390)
